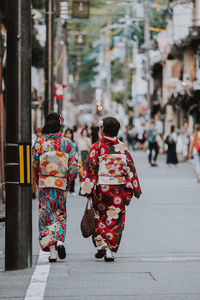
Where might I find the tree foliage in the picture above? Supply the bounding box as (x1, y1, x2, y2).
(111, 91, 124, 104)
(32, 28, 44, 69)
(111, 59, 124, 82)
(32, 0, 44, 10)
(31, 1, 45, 69)
(77, 57, 98, 84)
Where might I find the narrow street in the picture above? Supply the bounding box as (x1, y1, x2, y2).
(1, 152, 200, 300)
(1, 1, 200, 299)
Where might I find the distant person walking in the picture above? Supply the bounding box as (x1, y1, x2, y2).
(165, 125, 178, 165)
(91, 120, 99, 144)
(147, 120, 159, 166)
(32, 113, 80, 262)
(189, 124, 200, 183)
(80, 117, 141, 262)
(32, 127, 43, 199)
(64, 128, 79, 195)
(78, 128, 91, 168)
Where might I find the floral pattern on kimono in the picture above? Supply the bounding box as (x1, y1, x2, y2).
(39, 188, 66, 251)
(32, 133, 80, 190)
(80, 137, 141, 252)
(32, 133, 80, 251)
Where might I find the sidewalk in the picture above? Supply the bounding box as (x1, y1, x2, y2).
(1, 152, 200, 300)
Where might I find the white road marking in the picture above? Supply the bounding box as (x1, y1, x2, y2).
(24, 250, 50, 300)
(141, 256, 200, 262)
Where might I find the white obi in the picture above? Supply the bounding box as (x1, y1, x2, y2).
(98, 154, 127, 185)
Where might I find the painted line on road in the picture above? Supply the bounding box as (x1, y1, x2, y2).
(24, 250, 50, 300)
(140, 256, 200, 262)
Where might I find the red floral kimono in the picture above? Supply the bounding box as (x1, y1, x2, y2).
(80, 136, 141, 252)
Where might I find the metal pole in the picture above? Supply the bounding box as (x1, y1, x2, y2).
(193, 0, 200, 26)
(0, 28, 5, 204)
(123, 25, 129, 112)
(144, 3, 151, 113)
(105, 21, 112, 110)
(57, 19, 64, 114)
(5, 0, 32, 270)
(45, 0, 55, 120)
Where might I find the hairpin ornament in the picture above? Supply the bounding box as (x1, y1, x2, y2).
(60, 115, 64, 124)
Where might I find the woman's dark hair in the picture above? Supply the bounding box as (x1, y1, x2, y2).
(194, 124, 200, 132)
(81, 128, 88, 136)
(64, 128, 74, 141)
(102, 117, 120, 137)
(42, 112, 61, 134)
(73, 124, 78, 132)
(171, 125, 175, 133)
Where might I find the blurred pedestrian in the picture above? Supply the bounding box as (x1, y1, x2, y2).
(165, 125, 178, 166)
(32, 113, 80, 262)
(73, 123, 82, 144)
(78, 128, 92, 168)
(32, 127, 42, 145)
(91, 120, 99, 144)
(125, 125, 131, 149)
(64, 128, 78, 195)
(80, 116, 142, 262)
(147, 120, 159, 166)
(118, 125, 124, 142)
(125, 125, 137, 151)
(189, 124, 200, 183)
(138, 123, 147, 151)
(32, 127, 42, 199)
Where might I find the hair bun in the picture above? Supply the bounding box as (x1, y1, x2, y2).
(42, 112, 61, 134)
(47, 112, 60, 122)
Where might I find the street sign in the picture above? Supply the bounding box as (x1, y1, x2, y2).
(54, 83, 67, 99)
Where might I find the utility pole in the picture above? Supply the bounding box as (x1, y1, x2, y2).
(57, 20, 67, 114)
(193, 0, 200, 26)
(123, 21, 130, 112)
(144, 3, 151, 115)
(5, 0, 32, 270)
(45, 0, 55, 119)
(0, 26, 5, 204)
(105, 20, 111, 108)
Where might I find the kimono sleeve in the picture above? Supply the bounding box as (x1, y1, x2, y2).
(32, 138, 41, 182)
(67, 141, 80, 183)
(125, 150, 142, 204)
(79, 143, 99, 197)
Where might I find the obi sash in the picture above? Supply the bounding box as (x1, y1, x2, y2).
(98, 154, 127, 185)
(38, 151, 68, 190)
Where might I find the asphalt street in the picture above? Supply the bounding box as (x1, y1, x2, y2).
(0, 152, 200, 300)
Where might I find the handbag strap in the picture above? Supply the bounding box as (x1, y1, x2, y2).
(86, 198, 92, 210)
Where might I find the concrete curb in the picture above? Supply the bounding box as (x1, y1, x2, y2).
(0, 202, 5, 223)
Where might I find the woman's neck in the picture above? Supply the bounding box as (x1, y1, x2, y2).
(104, 136, 117, 141)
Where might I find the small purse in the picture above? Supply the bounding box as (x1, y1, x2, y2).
(195, 137, 200, 153)
(80, 198, 96, 238)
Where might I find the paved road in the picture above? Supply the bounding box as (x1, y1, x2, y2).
(1, 152, 200, 300)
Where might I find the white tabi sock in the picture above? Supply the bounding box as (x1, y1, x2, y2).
(97, 242, 107, 251)
(49, 244, 57, 259)
(57, 241, 64, 247)
(106, 247, 113, 259)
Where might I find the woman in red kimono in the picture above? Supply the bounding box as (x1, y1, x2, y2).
(80, 117, 141, 262)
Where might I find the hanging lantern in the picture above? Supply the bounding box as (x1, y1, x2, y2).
(76, 56, 82, 67)
(72, 0, 90, 19)
(76, 33, 86, 45)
